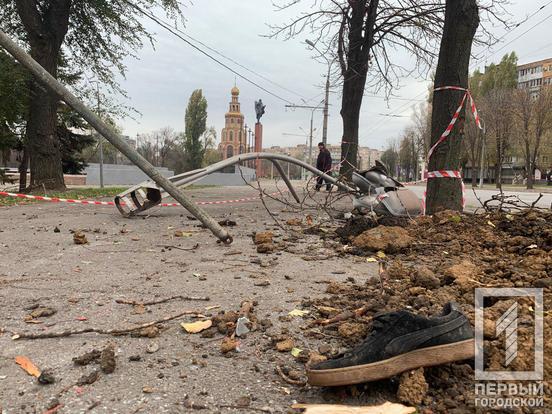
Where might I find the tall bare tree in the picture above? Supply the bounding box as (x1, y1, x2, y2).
(512, 86, 552, 189)
(425, 0, 479, 214)
(271, 0, 506, 180)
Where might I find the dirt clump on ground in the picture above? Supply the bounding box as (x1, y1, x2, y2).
(100, 344, 116, 374)
(292, 209, 551, 413)
(397, 368, 428, 406)
(352, 226, 413, 253)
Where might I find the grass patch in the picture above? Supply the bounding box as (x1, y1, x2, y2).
(0, 186, 127, 207)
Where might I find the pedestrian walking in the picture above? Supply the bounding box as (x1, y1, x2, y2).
(315, 142, 333, 191)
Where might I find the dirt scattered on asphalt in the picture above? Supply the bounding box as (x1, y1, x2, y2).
(287, 209, 551, 413)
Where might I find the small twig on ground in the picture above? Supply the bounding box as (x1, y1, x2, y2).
(115, 295, 209, 306)
(155, 243, 200, 251)
(12, 310, 199, 340)
(275, 365, 307, 386)
(218, 405, 273, 413)
(531, 193, 544, 208)
(310, 305, 371, 327)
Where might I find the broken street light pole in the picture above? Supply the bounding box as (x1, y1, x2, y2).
(0, 29, 232, 244)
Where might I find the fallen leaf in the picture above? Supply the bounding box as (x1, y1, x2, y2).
(306, 215, 313, 226)
(527, 244, 538, 249)
(142, 386, 155, 394)
(15, 355, 41, 377)
(75, 316, 88, 321)
(289, 309, 309, 317)
(174, 231, 193, 238)
(376, 251, 386, 259)
(292, 402, 416, 414)
(291, 348, 303, 358)
(366, 258, 378, 263)
(487, 220, 496, 228)
(181, 319, 212, 334)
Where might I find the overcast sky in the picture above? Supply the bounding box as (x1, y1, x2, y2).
(116, 0, 552, 151)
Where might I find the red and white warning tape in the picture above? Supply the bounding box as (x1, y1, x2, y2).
(426, 170, 462, 179)
(0, 191, 283, 207)
(423, 86, 483, 213)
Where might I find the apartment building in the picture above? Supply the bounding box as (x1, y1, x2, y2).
(517, 58, 552, 95)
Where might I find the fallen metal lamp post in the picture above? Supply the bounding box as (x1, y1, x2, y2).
(0, 29, 232, 243)
(115, 153, 357, 217)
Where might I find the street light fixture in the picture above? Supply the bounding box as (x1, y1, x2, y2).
(306, 39, 331, 146)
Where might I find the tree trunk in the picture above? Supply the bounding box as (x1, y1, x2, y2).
(18, 148, 28, 193)
(425, 0, 479, 214)
(26, 48, 65, 191)
(16, 0, 71, 191)
(525, 140, 533, 189)
(339, 68, 366, 180)
(338, 0, 378, 180)
(495, 130, 503, 189)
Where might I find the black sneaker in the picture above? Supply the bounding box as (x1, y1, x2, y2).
(307, 302, 474, 386)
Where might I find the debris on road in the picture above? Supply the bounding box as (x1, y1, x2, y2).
(73, 349, 101, 366)
(100, 344, 116, 373)
(181, 319, 212, 334)
(73, 231, 88, 245)
(15, 355, 41, 377)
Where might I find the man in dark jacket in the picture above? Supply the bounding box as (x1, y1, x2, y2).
(315, 142, 333, 191)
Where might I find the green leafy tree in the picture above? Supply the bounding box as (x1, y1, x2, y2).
(184, 89, 208, 170)
(0, 0, 185, 190)
(0, 50, 27, 166)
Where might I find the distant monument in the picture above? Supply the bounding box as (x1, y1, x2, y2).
(254, 99, 265, 178)
(255, 99, 266, 123)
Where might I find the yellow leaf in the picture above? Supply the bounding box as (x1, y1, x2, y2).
(288, 309, 309, 317)
(180, 319, 212, 334)
(174, 231, 193, 238)
(291, 348, 303, 358)
(487, 221, 496, 228)
(376, 251, 386, 259)
(15, 355, 41, 377)
(366, 258, 378, 263)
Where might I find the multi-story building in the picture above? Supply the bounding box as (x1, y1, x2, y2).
(517, 58, 552, 95)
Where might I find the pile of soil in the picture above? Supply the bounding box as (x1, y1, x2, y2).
(294, 209, 551, 413)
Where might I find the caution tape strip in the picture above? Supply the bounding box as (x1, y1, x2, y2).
(0, 191, 284, 207)
(422, 86, 482, 213)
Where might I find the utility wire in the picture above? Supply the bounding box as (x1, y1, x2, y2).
(149, 0, 308, 101)
(470, 0, 552, 69)
(121, 0, 295, 105)
(363, 1, 552, 139)
(483, 11, 552, 63)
